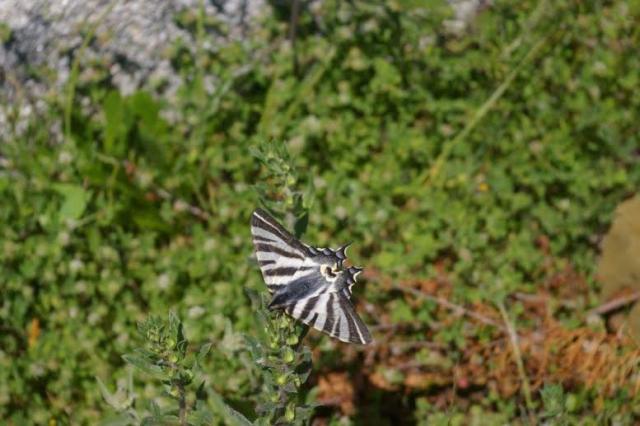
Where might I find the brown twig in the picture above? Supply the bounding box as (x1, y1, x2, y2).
(512, 292, 548, 303)
(588, 290, 640, 316)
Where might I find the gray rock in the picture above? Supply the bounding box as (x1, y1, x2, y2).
(0, 0, 488, 140)
(0, 0, 265, 139)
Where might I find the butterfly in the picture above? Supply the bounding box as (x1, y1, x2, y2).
(250, 208, 372, 345)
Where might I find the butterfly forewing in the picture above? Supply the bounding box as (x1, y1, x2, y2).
(251, 208, 314, 291)
(250, 208, 373, 345)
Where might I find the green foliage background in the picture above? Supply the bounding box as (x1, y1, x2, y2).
(1, 0, 639, 423)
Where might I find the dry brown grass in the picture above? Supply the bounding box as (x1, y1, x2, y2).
(314, 264, 640, 416)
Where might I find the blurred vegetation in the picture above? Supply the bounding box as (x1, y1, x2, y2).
(1, 0, 640, 424)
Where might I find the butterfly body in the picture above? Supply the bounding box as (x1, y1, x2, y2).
(250, 208, 372, 345)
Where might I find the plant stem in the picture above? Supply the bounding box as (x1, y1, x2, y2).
(178, 381, 187, 426)
(497, 300, 535, 422)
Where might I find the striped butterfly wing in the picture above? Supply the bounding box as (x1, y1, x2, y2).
(251, 208, 314, 292)
(250, 208, 372, 345)
(286, 292, 372, 345)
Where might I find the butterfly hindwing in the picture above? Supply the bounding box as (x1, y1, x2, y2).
(285, 292, 372, 345)
(250, 208, 373, 345)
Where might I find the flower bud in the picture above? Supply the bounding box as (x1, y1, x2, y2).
(278, 317, 290, 329)
(276, 373, 287, 386)
(285, 335, 298, 345)
(284, 402, 296, 422)
(182, 370, 194, 384)
(283, 348, 295, 364)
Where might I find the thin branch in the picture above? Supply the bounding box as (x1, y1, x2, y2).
(588, 290, 640, 316)
(497, 300, 535, 422)
(178, 381, 187, 426)
(512, 292, 548, 303)
(393, 283, 506, 331)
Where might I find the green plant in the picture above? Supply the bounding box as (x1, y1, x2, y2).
(2, 0, 640, 423)
(99, 313, 206, 425)
(96, 141, 316, 425)
(99, 313, 253, 425)
(244, 293, 314, 425)
(540, 383, 568, 425)
(244, 140, 316, 424)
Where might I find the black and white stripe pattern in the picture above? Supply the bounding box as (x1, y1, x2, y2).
(250, 208, 372, 345)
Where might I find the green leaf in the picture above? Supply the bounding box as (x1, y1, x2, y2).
(53, 183, 90, 221)
(100, 413, 136, 426)
(189, 404, 214, 426)
(390, 299, 415, 322)
(541, 383, 565, 418)
(207, 388, 252, 426)
(197, 342, 212, 365)
(122, 354, 167, 381)
(103, 91, 127, 155)
(96, 377, 129, 411)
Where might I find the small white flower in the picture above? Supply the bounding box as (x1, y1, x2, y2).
(173, 200, 188, 212)
(69, 258, 84, 273)
(136, 170, 153, 188)
(188, 306, 205, 318)
(157, 273, 171, 290)
(88, 311, 101, 325)
(203, 238, 216, 252)
(29, 363, 46, 378)
(58, 151, 73, 165)
(58, 231, 70, 246)
(75, 281, 88, 294)
(313, 176, 327, 189)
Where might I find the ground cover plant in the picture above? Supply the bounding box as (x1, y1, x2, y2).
(1, 0, 640, 424)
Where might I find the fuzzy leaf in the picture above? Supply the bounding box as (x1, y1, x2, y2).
(122, 354, 167, 381)
(208, 387, 252, 426)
